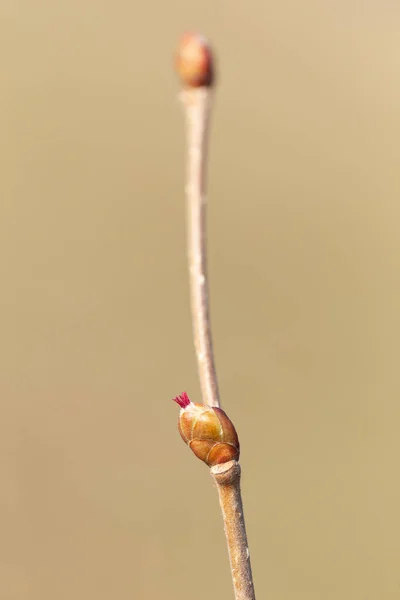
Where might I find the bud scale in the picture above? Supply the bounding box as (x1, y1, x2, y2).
(173, 392, 240, 467)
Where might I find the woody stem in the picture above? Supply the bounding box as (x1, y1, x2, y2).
(178, 33, 256, 600)
(211, 461, 256, 600)
(181, 86, 220, 409)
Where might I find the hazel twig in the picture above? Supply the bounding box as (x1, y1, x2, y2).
(176, 32, 219, 409)
(212, 461, 255, 600)
(174, 33, 256, 600)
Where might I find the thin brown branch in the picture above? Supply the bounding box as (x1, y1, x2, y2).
(180, 85, 220, 408)
(212, 461, 256, 600)
(176, 32, 256, 600)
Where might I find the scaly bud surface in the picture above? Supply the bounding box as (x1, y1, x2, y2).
(175, 32, 214, 88)
(173, 392, 240, 467)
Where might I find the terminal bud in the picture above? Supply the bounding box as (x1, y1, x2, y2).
(175, 32, 214, 88)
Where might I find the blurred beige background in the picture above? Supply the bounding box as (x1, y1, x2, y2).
(2, 1, 400, 599)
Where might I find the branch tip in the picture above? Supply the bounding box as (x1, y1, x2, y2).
(175, 31, 214, 88)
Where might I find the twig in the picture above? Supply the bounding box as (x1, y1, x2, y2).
(175, 33, 257, 600)
(178, 33, 219, 408)
(212, 461, 255, 600)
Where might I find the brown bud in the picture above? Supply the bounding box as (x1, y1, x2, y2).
(173, 392, 240, 467)
(175, 32, 214, 88)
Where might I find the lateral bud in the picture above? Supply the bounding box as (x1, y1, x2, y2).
(173, 392, 240, 467)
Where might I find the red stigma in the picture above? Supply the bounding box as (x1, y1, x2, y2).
(173, 392, 191, 409)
